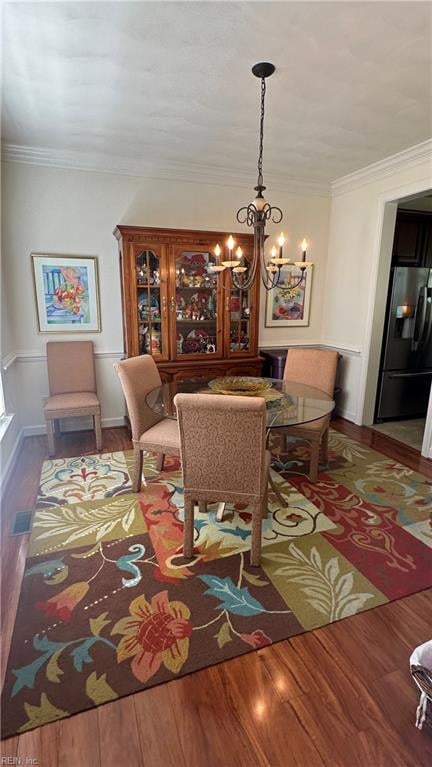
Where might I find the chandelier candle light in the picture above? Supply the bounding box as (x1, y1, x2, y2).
(211, 63, 312, 292)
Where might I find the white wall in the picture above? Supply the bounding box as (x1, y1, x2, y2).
(323, 147, 432, 425)
(1, 161, 330, 433)
(1, 166, 23, 490)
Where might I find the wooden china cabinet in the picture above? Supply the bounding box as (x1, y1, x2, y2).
(114, 225, 263, 381)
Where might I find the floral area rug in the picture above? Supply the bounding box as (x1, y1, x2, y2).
(2, 430, 431, 737)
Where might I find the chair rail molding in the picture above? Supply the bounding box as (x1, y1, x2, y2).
(2, 350, 124, 367)
(1, 352, 17, 371)
(258, 341, 362, 356)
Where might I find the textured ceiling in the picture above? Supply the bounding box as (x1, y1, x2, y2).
(2, 1, 431, 184)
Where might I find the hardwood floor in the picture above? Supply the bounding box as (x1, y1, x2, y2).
(1, 421, 431, 766)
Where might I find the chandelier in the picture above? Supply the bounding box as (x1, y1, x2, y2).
(211, 63, 312, 292)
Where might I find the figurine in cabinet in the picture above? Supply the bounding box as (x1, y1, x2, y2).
(144, 329, 161, 354)
(177, 334, 184, 353)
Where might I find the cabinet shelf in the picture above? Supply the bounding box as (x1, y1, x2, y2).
(137, 284, 161, 289)
(176, 285, 217, 291)
(176, 319, 216, 324)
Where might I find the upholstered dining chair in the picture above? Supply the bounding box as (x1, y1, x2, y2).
(174, 392, 270, 567)
(44, 341, 102, 457)
(114, 355, 180, 492)
(276, 348, 338, 482)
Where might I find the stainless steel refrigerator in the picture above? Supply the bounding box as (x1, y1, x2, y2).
(376, 267, 432, 420)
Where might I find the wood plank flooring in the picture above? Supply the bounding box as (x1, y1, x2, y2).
(1, 421, 431, 766)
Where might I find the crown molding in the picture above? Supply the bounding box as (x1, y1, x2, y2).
(1, 142, 331, 197)
(331, 139, 432, 197)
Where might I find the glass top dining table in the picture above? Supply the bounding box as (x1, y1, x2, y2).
(146, 376, 335, 429)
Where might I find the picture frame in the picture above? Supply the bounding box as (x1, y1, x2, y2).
(265, 266, 313, 327)
(31, 254, 101, 333)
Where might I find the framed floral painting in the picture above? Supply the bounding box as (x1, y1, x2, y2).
(265, 266, 313, 327)
(31, 254, 101, 333)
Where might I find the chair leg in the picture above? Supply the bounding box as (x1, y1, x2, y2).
(46, 418, 55, 457)
(309, 440, 320, 482)
(262, 485, 268, 519)
(268, 472, 287, 507)
(183, 497, 195, 558)
(132, 445, 144, 493)
(94, 412, 103, 453)
(198, 501, 207, 514)
(216, 502, 226, 522)
(155, 453, 165, 473)
(250, 504, 262, 567)
(321, 428, 329, 464)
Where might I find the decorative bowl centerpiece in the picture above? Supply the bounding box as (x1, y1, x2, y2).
(208, 377, 272, 396)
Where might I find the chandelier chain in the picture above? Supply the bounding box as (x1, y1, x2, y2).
(257, 77, 266, 189)
(231, 63, 310, 292)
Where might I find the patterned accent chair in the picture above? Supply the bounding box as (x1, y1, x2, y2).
(277, 348, 338, 481)
(44, 341, 102, 457)
(174, 392, 270, 567)
(114, 355, 180, 492)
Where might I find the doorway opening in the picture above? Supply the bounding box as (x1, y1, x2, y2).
(368, 191, 432, 453)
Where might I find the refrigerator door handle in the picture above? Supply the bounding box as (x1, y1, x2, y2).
(388, 371, 432, 379)
(420, 292, 432, 351)
(412, 286, 427, 351)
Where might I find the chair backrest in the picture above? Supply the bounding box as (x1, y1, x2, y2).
(47, 341, 96, 396)
(283, 348, 338, 397)
(114, 355, 162, 442)
(174, 393, 267, 499)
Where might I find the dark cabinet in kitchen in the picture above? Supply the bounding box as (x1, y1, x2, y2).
(392, 210, 432, 267)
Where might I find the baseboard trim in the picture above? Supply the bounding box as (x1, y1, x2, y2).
(102, 417, 126, 429)
(334, 406, 356, 423)
(22, 416, 126, 437)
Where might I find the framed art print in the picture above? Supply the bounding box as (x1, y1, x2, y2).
(265, 266, 313, 327)
(31, 254, 101, 333)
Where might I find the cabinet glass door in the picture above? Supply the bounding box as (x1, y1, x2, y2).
(172, 249, 221, 358)
(226, 286, 253, 355)
(134, 247, 168, 359)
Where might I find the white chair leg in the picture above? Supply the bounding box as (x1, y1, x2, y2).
(216, 502, 226, 522)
